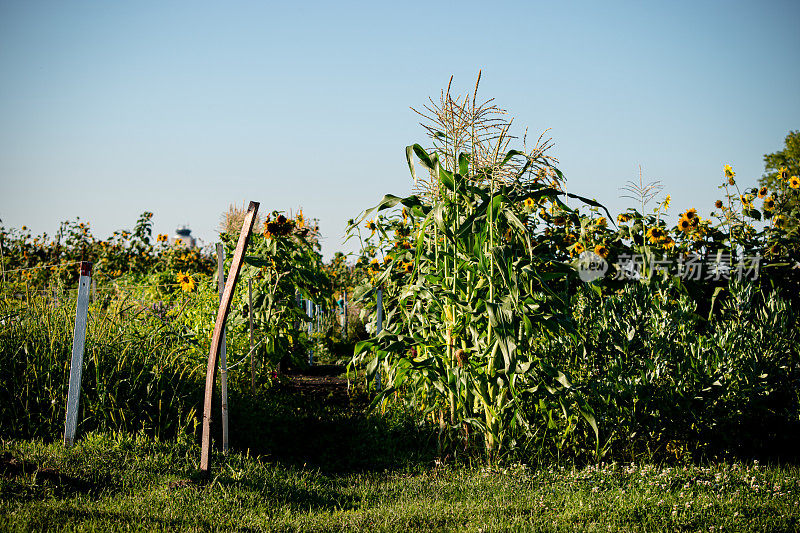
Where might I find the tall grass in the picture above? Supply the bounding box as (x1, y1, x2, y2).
(0, 292, 203, 441)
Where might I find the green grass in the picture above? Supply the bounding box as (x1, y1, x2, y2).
(2, 432, 799, 532)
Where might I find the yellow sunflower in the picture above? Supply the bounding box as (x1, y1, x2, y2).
(715, 200, 724, 209)
(758, 186, 768, 198)
(684, 208, 697, 220)
(617, 213, 631, 224)
(365, 219, 377, 235)
(177, 272, 195, 292)
(789, 176, 800, 189)
(402, 261, 413, 273)
(573, 242, 585, 254)
(596, 217, 607, 228)
(678, 217, 691, 232)
(779, 167, 789, 181)
(524, 197, 535, 209)
(764, 196, 776, 211)
(594, 244, 609, 258)
(724, 164, 735, 179)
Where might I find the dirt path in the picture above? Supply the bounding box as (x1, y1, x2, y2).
(281, 364, 351, 407)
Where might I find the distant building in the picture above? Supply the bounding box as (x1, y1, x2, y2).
(172, 225, 196, 248)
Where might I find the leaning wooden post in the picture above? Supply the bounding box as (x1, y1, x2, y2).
(215, 243, 230, 456)
(64, 261, 92, 447)
(249, 277, 255, 393)
(200, 201, 259, 475)
(375, 287, 383, 391)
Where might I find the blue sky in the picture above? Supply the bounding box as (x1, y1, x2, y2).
(1, 0, 798, 260)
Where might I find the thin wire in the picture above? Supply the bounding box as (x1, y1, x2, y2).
(0, 261, 82, 274)
(222, 336, 268, 372)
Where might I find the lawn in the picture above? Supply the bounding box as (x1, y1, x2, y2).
(2, 432, 798, 532)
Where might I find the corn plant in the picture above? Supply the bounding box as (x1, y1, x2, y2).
(348, 140, 606, 462)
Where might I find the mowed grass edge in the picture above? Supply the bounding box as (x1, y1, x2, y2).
(1, 432, 799, 532)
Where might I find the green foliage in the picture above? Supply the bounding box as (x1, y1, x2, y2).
(348, 143, 599, 463)
(229, 210, 333, 370)
(0, 212, 214, 292)
(347, 105, 800, 464)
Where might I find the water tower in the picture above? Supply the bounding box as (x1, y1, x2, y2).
(172, 225, 196, 248)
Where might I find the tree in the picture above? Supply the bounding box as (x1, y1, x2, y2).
(759, 130, 800, 198)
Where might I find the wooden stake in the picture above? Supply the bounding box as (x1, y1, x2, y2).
(200, 201, 259, 474)
(64, 261, 92, 447)
(216, 243, 229, 456)
(249, 277, 255, 393)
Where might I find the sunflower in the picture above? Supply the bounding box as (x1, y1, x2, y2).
(365, 219, 377, 235)
(596, 217, 607, 228)
(523, 197, 535, 208)
(177, 272, 195, 292)
(758, 186, 768, 198)
(779, 167, 789, 181)
(678, 217, 691, 232)
(594, 244, 609, 258)
(684, 208, 697, 220)
(573, 242, 585, 254)
(369, 258, 380, 271)
(662, 194, 671, 209)
(402, 261, 413, 273)
(724, 164, 735, 179)
(774, 214, 788, 229)
(399, 240, 412, 249)
(790, 176, 800, 190)
(617, 213, 631, 224)
(266, 214, 294, 237)
(662, 236, 675, 250)
(763, 196, 776, 211)
(646, 227, 660, 243)
(296, 209, 305, 229)
(715, 200, 724, 209)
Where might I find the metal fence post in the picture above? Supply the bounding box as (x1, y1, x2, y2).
(375, 288, 383, 391)
(216, 243, 229, 456)
(64, 261, 92, 446)
(249, 277, 255, 393)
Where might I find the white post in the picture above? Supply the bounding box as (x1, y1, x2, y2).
(375, 288, 383, 391)
(249, 277, 255, 393)
(64, 261, 92, 447)
(216, 243, 229, 455)
(342, 290, 348, 337)
(307, 299, 314, 365)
